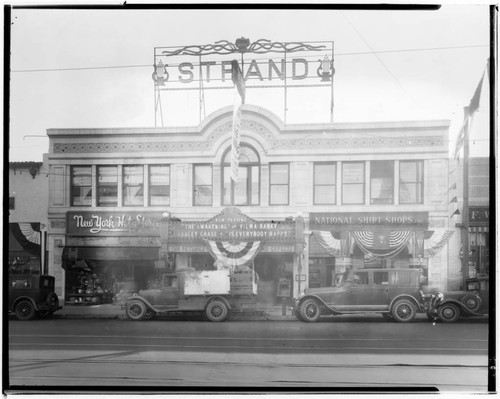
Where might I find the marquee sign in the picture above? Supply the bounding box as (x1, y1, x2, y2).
(168, 207, 295, 243)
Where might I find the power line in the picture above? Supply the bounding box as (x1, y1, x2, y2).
(10, 44, 488, 73)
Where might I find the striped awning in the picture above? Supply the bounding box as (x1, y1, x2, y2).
(469, 226, 489, 233)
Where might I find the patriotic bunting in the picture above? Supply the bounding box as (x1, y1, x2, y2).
(351, 230, 412, 260)
(424, 230, 454, 257)
(311, 230, 343, 256)
(205, 239, 262, 270)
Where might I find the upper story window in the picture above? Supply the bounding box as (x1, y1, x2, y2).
(193, 164, 213, 206)
(123, 165, 144, 206)
(370, 161, 394, 205)
(314, 162, 336, 204)
(71, 166, 92, 206)
(149, 165, 170, 206)
(97, 166, 118, 207)
(399, 160, 424, 204)
(342, 162, 365, 205)
(269, 163, 289, 205)
(222, 144, 260, 206)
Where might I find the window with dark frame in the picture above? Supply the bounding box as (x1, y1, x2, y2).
(9, 197, 15, 210)
(97, 166, 118, 207)
(269, 163, 289, 205)
(314, 162, 336, 204)
(342, 162, 365, 205)
(193, 164, 213, 206)
(222, 145, 260, 206)
(149, 165, 170, 206)
(123, 165, 144, 206)
(71, 166, 92, 206)
(370, 160, 394, 205)
(399, 160, 424, 204)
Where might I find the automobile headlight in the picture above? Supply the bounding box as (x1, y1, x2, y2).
(436, 292, 444, 300)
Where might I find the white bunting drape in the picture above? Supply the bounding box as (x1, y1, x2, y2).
(424, 230, 454, 257)
(311, 230, 343, 256)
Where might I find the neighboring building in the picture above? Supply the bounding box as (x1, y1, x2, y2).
(8, 158, 49, 275)
(448, 157, 490, 290)
(46, 105, 453, 304)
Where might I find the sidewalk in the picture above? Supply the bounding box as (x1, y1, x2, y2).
(55, 303, 296, 321)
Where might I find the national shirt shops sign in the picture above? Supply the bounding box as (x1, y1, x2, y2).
(311, 212, 429, 231)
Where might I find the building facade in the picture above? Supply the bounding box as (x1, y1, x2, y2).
(8, 159, 49, 274)
(46, 105, 453, 304)
(448, 157, 490, 290)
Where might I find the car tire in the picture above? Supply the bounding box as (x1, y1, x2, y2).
(294, 308, 305, 322)
(205, 300, 229, 322)
(391, 299, 417, 323)
(299, 298, 321, 323)
(426, 311, 437, 321)
(461, 294, 481, 312)
(126, 300, 148, 321)
(15, 300, 36, 321)
(437, 303, 460, 323)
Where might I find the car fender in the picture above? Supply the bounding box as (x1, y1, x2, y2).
(125, 295, 158, 312)
(297, 294, 342, 315)
(389, 294, 421, 311)
(439, 298, 479, 316)
(203, 296, 232, 310)
(11, 296, 39, 312)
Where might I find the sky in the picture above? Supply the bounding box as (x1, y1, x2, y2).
(8, 4, 493, 162)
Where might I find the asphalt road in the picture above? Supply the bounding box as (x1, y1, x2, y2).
(7, 316, 490, 392)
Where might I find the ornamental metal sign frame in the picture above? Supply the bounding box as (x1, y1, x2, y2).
(152, 38, 335, 126)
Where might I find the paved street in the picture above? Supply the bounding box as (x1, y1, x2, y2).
(7, 316, 490, 392)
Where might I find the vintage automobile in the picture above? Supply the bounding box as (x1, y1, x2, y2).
(8, 274, 62, 320)
(125, 268, 257, 322)
(294, 268, 427, 323)
(465, 275, 489, 314)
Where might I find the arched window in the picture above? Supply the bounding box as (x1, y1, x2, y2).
(221, 144, 260, 205)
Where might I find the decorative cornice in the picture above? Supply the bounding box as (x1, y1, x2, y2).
(53, 133, 443, 154)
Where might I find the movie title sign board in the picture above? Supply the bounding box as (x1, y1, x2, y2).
(311, 212, 429, 231)
(168, 208, 295, 243)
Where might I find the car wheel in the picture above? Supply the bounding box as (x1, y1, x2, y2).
(126, 300, 147, 321)
(15, 300, 36, 321)
(437, 303, 460, 323)
(382, 313, 394, 321)
(391, 299, 417, 323)
(461, 294, 481, 312)
(294, 308, 305, 322)
(206, 300, 229, 322)
(299, 298, 321, 323)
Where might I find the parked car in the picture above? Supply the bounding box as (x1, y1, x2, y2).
(465, 275, 489, 315)
(294, 268, 427, 323)
(8, 274, 62, 320)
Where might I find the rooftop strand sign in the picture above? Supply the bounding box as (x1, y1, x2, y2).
(152, 38, 335, 125)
